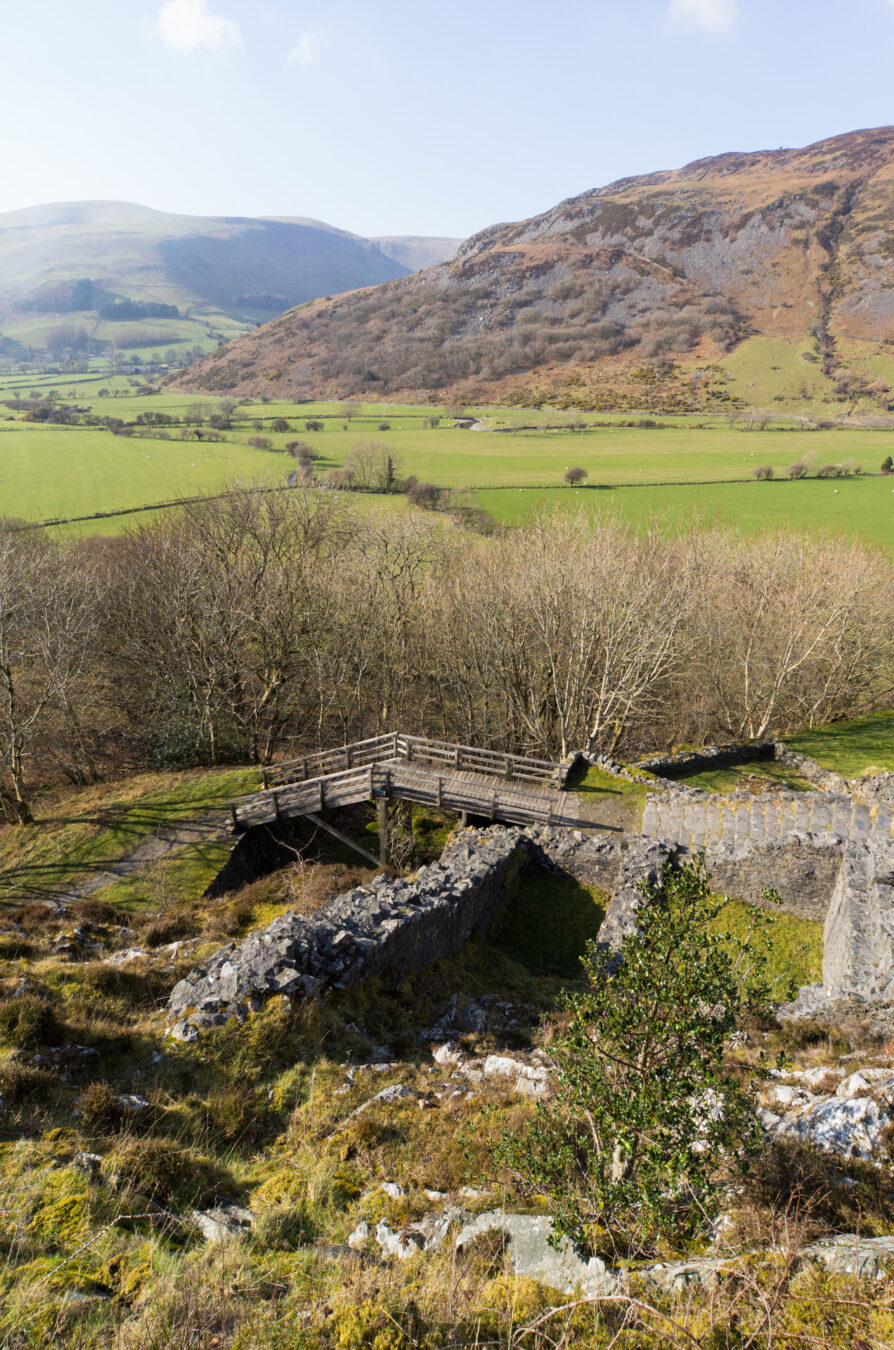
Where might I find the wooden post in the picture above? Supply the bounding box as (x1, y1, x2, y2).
(368, 765, 374, 798)
(319, 779, 325, 812)
(346, 745, 353, 769)
(377, 796, 390, 868)
(229, 804, 239, 830)
(274, 790, 282, 820)
(505, 755, 511, 779)
(460, 810, 468, 828)
(437, 776, 443, 808)
(491, 790, 497, 819)
(261, 768, 269, 790)
(301, 758, 308, 781)
(454, 746, 460, 769)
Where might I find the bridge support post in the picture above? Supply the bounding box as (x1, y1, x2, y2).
(377, 797, 390, 869)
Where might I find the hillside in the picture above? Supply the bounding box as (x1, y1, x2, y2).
(178, 127, 894, 411)
(0, 200, 417, 357)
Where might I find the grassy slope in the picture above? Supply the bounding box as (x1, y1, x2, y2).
(785, 711, 894, 777)
(671, 760, 817, 793)
(476, 475, 894, 549)
(0, 767, 257, 903)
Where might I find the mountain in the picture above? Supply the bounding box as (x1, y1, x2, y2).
(177, 127, 894, 411)
(372, 236, 462, 271)
(0, 201, 420, 357)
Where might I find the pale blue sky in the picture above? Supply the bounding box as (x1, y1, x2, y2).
(4, 0, 894, 239)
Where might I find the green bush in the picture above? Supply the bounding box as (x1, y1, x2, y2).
(496, 859, 790, 1256)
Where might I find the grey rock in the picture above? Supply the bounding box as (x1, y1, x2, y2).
(191, 1199, 254, 1243)
(802, 1233, 894, 1279)
(455, 1210, 621, 1295)
(768, 1095, 890, 1161)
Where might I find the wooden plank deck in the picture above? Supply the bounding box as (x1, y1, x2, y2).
(231, 758, 586, 833)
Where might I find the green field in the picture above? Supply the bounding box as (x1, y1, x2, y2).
(3, 371, 894, 540)
(786, 711, 894, 778)
(475, 475, 894, 548)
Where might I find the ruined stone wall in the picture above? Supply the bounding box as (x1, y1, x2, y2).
(168, 827, 528, 1036)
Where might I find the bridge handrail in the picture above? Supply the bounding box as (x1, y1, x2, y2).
(264, 732, 564, 791)
(265, 733, 399, 786)
(396, 734, 562, 784)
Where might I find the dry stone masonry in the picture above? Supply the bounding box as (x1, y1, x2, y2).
(168, 827, 529, 1038)
(168, 736, 894, 1037)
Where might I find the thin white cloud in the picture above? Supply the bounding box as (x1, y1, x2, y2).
(285, 31, 326, 66)
(666, 0, 739, 34)
(151, 0, 243, 54)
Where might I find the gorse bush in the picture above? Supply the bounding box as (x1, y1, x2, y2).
(0, 996, 63, 1051)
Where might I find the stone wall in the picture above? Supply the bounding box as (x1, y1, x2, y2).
(168, 827, 528, 1036)
(823, 841, 894, 998)
(704, 838, 842, 922)
(169, 808, 894, 1036)
(641, 791, 894, 853)
(634, 741, 776, 778)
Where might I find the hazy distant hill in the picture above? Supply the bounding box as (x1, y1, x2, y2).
(0, 200, 410, 319)
(372, 236, 461, 271)
(178, 127, 894, 411)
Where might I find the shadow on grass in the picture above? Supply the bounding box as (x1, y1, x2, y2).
(492, 867, 607, 979)
(0, 793, 237, 904)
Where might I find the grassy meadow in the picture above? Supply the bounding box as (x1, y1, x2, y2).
(1, 369, 894, 542)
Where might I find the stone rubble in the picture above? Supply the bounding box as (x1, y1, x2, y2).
(191, 1198, 254, 1244)
(455, 1210, 622, 1296)
(758, 1064, 894, 1160)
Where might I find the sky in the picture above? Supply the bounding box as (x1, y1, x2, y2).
(3, 0, 894, 240)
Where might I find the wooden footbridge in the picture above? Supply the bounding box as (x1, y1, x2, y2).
(228, 733, 596, 864)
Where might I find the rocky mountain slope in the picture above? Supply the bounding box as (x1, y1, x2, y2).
(178, 127, 894, 409)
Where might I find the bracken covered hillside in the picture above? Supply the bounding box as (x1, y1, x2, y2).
(179, 127, 894, 408)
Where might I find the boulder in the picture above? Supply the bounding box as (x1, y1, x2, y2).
(455, 1210, 621, 1296)
(802, 1233, 894, 1279)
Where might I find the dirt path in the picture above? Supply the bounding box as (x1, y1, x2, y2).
(10, 811, 231, 909)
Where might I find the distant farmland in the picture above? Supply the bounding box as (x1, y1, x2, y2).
(2, 371, 894, 546)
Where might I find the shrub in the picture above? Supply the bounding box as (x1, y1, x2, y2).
(377, 421, 391, 431)
(75, 1081, 126, 1133)
(495, 859, 789, 1256)
(407, 481, 442, 510)
(71, 896, 116, 925)
(106, 1136, 229, 1207)
(0, 1061, 55, 1103)
(882, 455, 893, 474)
(786, 460, 809, 479)
(0, 996, 63, 1051)
(563, 466, 588, 486)
(753, 464, 774, 480)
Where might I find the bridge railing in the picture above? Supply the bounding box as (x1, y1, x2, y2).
(264, 734, 399, 787)
(395, 734, 563, 786)
(231, 760, 575, 832)
(263, 732, 564, 792)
